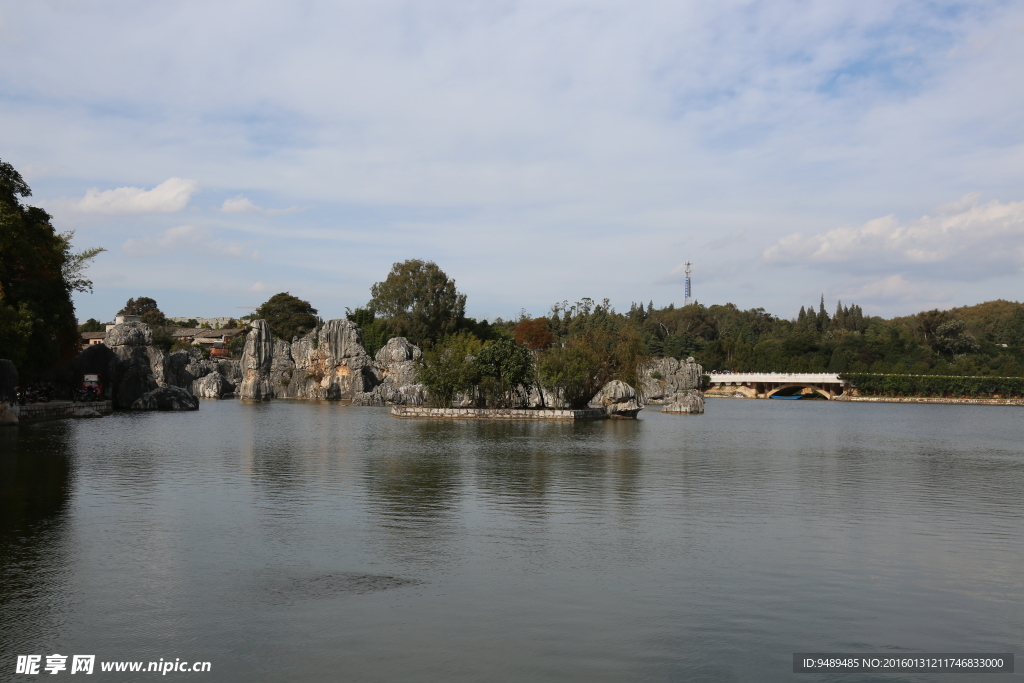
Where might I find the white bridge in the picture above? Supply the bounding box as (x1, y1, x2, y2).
(706, 372, 849, 399)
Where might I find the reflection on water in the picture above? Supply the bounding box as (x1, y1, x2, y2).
(1, 400, 1023, 682)
(0, 423, 74, 659)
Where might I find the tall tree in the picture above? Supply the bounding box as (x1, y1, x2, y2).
(256, 292, 318, 341)
(415, 331, 483, 408)
(368, 259, 466, 345)
(119, 297, 167, 327)
(0, 159, 103, 373)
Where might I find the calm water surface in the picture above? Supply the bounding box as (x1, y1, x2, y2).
(1, 399, 1022, 682)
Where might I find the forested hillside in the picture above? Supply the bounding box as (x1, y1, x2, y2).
(616, 297, 1024, 376)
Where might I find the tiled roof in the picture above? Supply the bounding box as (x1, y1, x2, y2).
(194, 328, 243, 338)
(81, 332, 107, 339)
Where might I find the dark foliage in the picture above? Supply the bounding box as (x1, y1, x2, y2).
(78, 318, 104, 333)
(256, 292, 318, 342)
(119, 297, 167, 327)
(0, 159, 103, 374)
(842, 373, 1024, 398)
(345, 307, 390, 358)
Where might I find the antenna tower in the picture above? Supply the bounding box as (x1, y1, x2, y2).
(683, 261, 693, 306)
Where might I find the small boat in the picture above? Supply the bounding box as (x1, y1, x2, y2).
(769, 394, 802, 399)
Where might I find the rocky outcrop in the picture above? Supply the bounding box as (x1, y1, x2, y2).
(592, 380, 642, 418)
(217, 358, 242, 385)
(239, 319, 382, 401)
(165, 348, 215, 388)
(525, 384, 560, 409)
(191, 372, 233, 399)
(165, 350, 194, 388)
(238, 323, 432, 404)
(146, 346, 169, 387)
(645, 356, 706, 414)
(164, 348, 240, 398)
(640, 356, 704, 402)
(375, 337, 422, 364)
(353, 337, 429, 406)
(105, 321, 152, 347)
(269, 339, 295, 393)
(105, 322, 160, 409)
(276, 320, 380, 400)
(131, 385, 199, 411)
(239, 320, 276, 400)
(662, 390, 705, 414)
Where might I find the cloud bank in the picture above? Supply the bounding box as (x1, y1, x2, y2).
(73, 178, 199, 214)
(764, 196, 1024, 280)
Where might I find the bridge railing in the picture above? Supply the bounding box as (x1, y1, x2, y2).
(706, 372, 846, 383)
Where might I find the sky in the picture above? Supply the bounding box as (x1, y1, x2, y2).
(2, 0, 1022, 324)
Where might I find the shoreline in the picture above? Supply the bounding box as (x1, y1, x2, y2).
(838, 396, 1024, 406)
(706, 395, 1024, 406)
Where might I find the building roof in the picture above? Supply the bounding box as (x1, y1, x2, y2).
(194, 328, 244, 338)
(81, 331, 107, 339)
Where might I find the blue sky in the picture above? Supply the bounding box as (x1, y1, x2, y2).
(2, 0, 1022, 323)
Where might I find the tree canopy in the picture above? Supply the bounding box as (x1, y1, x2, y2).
(0, 158, 104, 373)
(256, 292, 318, 341)
(472, 338, 534, 408)
(415, 331, 484, 408)
(368, 259, 466, 345)
(119, 297, 167, 327)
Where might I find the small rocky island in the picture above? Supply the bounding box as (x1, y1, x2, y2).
(236, 318, 705, 419)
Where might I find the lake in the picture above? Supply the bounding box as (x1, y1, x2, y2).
(2, 399, 1022, 681)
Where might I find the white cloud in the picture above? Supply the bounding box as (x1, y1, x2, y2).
(73, 178, 199, 214)
(123, 225, 258, 260)
(763, 196, 1024, 280)
(220, 196, 304, 215)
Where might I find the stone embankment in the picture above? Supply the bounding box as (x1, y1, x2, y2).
(9, 400, 114, 423)
(391, 406, 608, 420)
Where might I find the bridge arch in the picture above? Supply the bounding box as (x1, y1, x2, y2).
(766, 383, 836, 398)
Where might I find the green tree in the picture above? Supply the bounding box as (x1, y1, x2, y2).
(415, 331, 484, 407)
(78, 318, 104, 333)
(346, 307, 390, 357)
(119, 297, 167, 327)
(471, 338, 534, 408)
(537, 341, 605, 409)
(152, 328, 175, 353)
(256, 292, 318, 341)
(932, 319, 980, 356)
(0, 159, 103, 373)
(368, 259, 466, 345)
